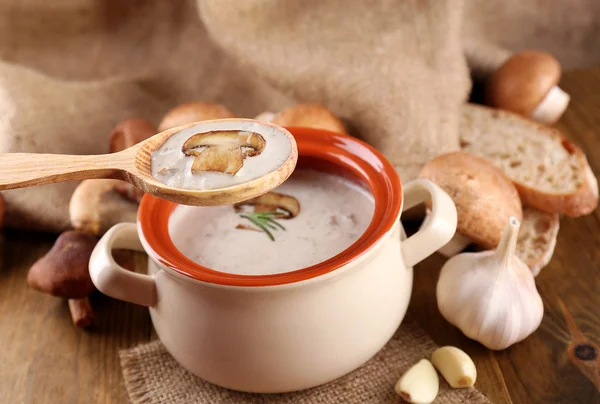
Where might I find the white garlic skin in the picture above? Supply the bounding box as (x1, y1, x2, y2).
(436, 217, 544, 350)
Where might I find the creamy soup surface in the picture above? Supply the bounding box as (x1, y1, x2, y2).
(151, 121, 292, 190)
(168, 170, 375, 275)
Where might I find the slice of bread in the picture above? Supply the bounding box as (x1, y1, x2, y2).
(516, 207, 559, 276)
(459, 104, 598, 217)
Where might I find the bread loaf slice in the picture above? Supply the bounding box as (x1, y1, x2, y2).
(516, 207, 559, 276)
(459, 104, 598, 216)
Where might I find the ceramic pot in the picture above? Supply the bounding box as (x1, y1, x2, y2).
(89, 126, 457, 393)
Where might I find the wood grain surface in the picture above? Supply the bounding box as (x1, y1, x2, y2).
(1, 68, 600, 403)
(411, 67, 600, 404)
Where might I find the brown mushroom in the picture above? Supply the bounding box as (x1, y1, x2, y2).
(485, 50, 570, 124)
(27, 231, 98, 328)
(109, 118, 157, 154)
(182, 130, 266, 175)
(109, 118, 157, 203)
(234, 191, 300, 218)
(68, 119, 147, 237)
(272, 104, 346, 134)
(419, 151, 523, 256)
(158, 102, 235, 132)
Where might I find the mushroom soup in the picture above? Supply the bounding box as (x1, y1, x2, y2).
(151, 121, 292, 190)
(168, 170, 375, 275)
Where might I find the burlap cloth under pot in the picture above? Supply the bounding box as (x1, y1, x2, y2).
(119, 320, 489, 404)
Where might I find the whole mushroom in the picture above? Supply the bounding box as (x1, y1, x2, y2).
(158, 102, 235, 132)
(419, 151, 523, 256)
(271, 104, 346, 134)
(109, 118, 157, 154)
(485, 50, 570, 125)
(69, 118, 152, 234)
(27, 231, 98, 328)
(109, 118, 157, 202)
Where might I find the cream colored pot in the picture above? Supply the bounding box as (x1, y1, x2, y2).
(89, 127, 457, 393)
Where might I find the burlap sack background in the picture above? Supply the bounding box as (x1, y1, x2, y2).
(1, 0, 599, 232)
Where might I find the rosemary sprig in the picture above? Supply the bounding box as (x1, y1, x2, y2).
(238, 211, 286, 241)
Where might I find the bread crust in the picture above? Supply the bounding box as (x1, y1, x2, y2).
(516, 207, 559, 276)
(460, 104, 599, 217)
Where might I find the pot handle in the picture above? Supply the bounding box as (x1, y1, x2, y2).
(89, 223, 157, 307)
(400, 179, 457, 268)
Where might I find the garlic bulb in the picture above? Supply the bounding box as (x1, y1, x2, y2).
(436, 217, 544, 350)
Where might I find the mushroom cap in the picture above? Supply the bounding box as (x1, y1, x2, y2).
(272, 104, 346, 134)
(158, 102, 235, 132)
(419, 151, 523, 249)
(109, 118, 157, 153)
(485, 50, 561, 116)
(27, 231, 98, 298)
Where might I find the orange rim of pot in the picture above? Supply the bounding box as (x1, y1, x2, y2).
(138, 127, 402, 286)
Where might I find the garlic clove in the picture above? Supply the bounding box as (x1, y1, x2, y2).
(431, 346, 477, 388)
(395, 359, 439, 404)
(436, 217, 544, 350)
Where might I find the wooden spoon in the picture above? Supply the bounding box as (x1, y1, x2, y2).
(0, 119, 297, 206)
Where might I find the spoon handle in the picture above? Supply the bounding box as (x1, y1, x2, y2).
(0, 153, 126, 190)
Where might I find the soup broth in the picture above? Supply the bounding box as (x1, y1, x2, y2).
(169, 170, 375, 275)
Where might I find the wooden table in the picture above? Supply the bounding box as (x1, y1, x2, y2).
(1, 69, 600, 404)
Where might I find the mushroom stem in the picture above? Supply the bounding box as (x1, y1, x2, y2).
(70, 179, 138, 236)
(421, 211, 472, 257)
(530, 85, 570, 125)
(68, 297, 94, 329)
(438, 233, 473, 257)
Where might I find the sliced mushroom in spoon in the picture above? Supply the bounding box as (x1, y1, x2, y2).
(0, 119, 297, 206)
(182, 130, 266, 175)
